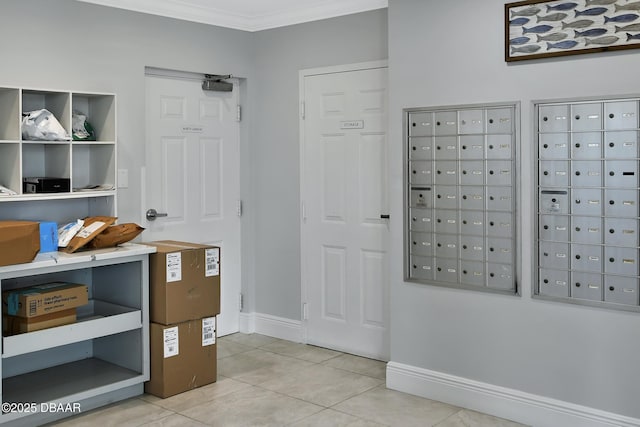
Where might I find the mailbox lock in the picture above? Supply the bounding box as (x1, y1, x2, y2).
(489, 119, 494, 124)
(575, 255, 581, 259)
(575, 282, 581, 288)
(610, 171, 615, 176)
(610, 229, 615, 234)
(609, 113, 615, 118)
(543, 144, 548, 148)
(609, 257, 615, 263)
(609, 200, 615, 205)
(609, 142, 615, 147)
(543, 116, 549, 121)
(575, 143, 580, 148)
(609, 286, 615, 291)
(575, 115, 581, 120)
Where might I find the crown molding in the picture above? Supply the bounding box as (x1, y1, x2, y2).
(76, 0, 388, 32)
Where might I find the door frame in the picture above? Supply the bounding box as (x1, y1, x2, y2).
(299, 60, 389, 346)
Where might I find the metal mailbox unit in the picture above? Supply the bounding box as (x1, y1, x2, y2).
(404, 103, 520, 294)
(535, 96, 640, 311)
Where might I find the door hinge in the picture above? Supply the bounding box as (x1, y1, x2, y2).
(236, 105, 242, 122)
(237, 199, 243, 217)
(239, 293, 244, 311)
(301, 200, 306, 222)
(301, 101, 305, 119)
(302, 302, 309, 320)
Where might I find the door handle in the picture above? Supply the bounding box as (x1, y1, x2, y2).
(380, 214, 390, 219)
(146, 208, 168, 221)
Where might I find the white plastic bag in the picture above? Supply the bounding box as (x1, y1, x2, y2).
(58, 219, 84, 248)
(22, 109, 70, 141)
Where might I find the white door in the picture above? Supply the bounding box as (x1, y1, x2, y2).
(301, 64, 389, 360)
(144, 73, 240, 336)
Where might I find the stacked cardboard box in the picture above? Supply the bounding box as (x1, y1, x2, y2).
(2, 282, 89, 336)
(144, 241, 221, 398)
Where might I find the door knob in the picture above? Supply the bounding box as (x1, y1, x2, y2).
(146, 208, 168, 221)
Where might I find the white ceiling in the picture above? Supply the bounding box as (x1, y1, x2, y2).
(76, 0, 388, 32)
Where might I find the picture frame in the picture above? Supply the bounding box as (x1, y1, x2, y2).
(505, 0, 640, 62)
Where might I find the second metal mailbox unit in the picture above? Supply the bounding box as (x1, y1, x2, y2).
(536, 96, 640, 311)
(405, 102, 519, 294)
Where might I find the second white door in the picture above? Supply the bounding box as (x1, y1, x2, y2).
(301, 65, 389, 360)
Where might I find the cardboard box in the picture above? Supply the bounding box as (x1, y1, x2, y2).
(3, 282, 88, 318)
(39, 221, 58, 253)
(3, 308, 76, 336)
(0, 221, 40, 267)
(145, 317, 217, 398)
(146, 241, 220, 325)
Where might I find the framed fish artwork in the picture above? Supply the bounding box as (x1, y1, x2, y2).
(505, 0, 640, 61)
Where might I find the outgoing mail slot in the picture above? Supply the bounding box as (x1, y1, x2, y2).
(410, 255, 434, 280)
(486, 186, 513, 212)
(539, 104, 570, 132)
(486, 160, 512, 186)
(409, 136, 433, 160)
(487, 237, 513, 264)
(409, 160, 433, 185)
(539, 268, 569, 297)
(571, 216, 603, 244)
(539, 241, 570, 270)
(605, 160, 638, 188)
(539, 214, 569, 242)
(435, 161, 458, 185)
(571, 132, 603, 159)
(604, 275, 639, 306)
(434, 111, 458, 136)
(604, 100, 638, 130)
(460, 186, 485, 210)
(458, 109, 484, 135)
(435, 234, 459, 258)
(486, 263, 514, 290)
(572, 188, 603, 216)
(605, 131, 638, 159)
(434, 209, 459, 234)
(487, 212, 513, 238)
(571, 244, 603, 273)
(605, 246, 639, 276)
(486, 134, 513, 160)
(460, 210, 485, 236)
(410, 188, 433, 209)
(460, 260, 485, 286)
(604, 188, 638, 217)
(409, 111, 434, 136)
(434, 136, 458, 159)
(460, 135, 484, 159)
(539, 190, 568, 214)
(571, 161, 602, 187)
(435, 258, 459, 283)
(486, 107, 513, 134)
(571, 271, 603, 302)
(605, 218, 638, 247)
(410, 208, 433, 232)
(540, 133, 569, 159)
(571, 102, 602, 131)
(410, 232, 434, 257)
(460, 161, 484, 185)
(434, 186, 458, 210)
(539, 160, 569, 187)
(460, 236, 484, 261)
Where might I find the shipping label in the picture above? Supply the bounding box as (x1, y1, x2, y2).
(163, 326, 179, 358)
(205, 248, 220, 277)
(166, 252, 182, 282)
(202, 317, 216, 346)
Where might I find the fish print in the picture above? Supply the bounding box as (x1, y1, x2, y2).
(575, 7, 609, 17)
(510, 36, 531, 45)
(604, 14, 640, 24)
(585, 35, 619, 45)
(585, 0, 617, 5)
(574, 28, 608, 37)
(511, 6, 541, 17)
(537, 32, 569, 42)
(510, 17, 530, 26)
(627, 32, 640, 41)
(615, 23, 640, 32)
(562, 19, 595, 29)
(615, 2, 640, 12)
(537, 13, 568, 22)
(523, 24, 554, 34)
(511, 45, 543, 54)
(547, 40, 580, 49)
(548, 2, 578, 11)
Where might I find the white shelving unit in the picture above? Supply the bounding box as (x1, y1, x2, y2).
(0, 244, 155, 426)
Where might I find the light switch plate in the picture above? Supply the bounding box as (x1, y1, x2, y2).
(117, 169, 129, 188)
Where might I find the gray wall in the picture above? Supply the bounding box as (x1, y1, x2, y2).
(389, 0, 640, 418)
(251, 10, 388, 319)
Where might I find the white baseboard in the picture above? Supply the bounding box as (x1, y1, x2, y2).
(238, 312, 302, 343)
(386, 362, 640, 427)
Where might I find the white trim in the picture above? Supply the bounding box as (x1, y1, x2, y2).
(238, 312, 302, 343)
(387, 362, 640, 427)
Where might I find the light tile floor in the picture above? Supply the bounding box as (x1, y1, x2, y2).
(49, 333, 527, 427)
